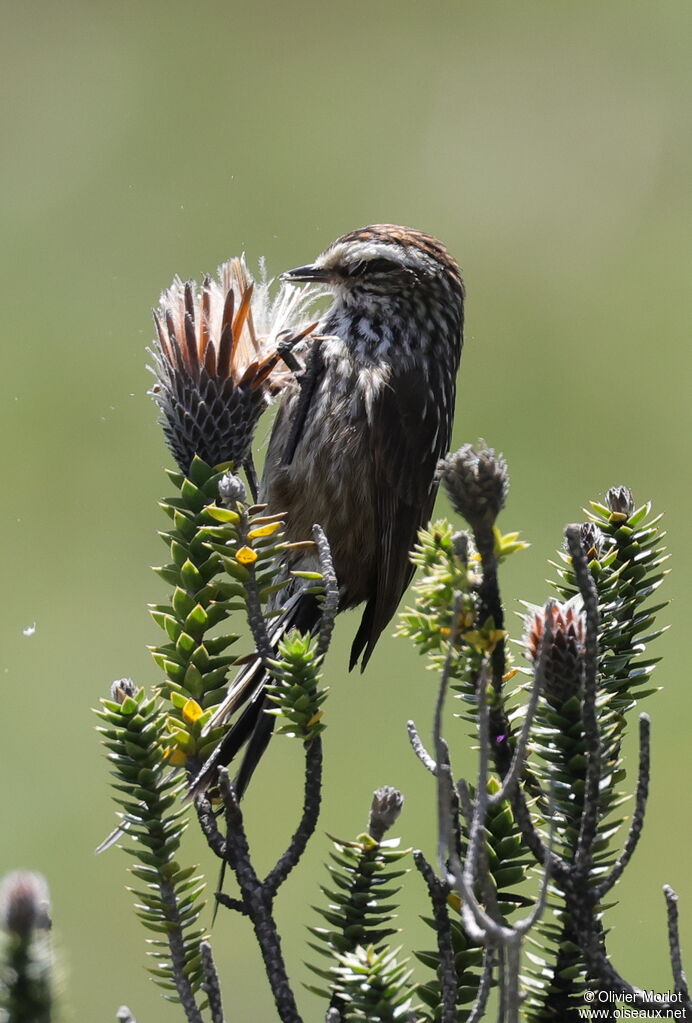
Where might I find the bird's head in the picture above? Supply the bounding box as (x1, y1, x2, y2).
(280, 224, 464, 308)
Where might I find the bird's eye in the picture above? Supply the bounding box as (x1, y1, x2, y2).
(347, 257, 401, 278)
(364, 257, 400, 274)
(348, 260, 368, 277)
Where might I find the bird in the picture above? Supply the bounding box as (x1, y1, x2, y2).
(191, 224, 465, 797)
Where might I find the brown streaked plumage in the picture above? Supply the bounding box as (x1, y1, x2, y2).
(192, 224, 465, 797)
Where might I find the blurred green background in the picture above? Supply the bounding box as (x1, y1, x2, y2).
(2, 0, 690, 1018)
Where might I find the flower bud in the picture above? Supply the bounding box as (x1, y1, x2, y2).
(0, 871, 51, 940)
(439, 443, 509, 530)
(452, 530, 470, 565)
(605, 485, 635, 520)
(579, 522, 606, 562)
(525, 598, 586, 707)
(218, 471, 247, 507)
(110, 678, 137, 704)
(368, 786, 404, 842)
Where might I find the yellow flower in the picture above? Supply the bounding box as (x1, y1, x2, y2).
(163, 746, 189, 767)
(236, 545, 258, 564)
(446, 892, 462, 914)
(182, 698, 204, 725)
(247, 521, 282, 540)
(464, 628, 507, 653)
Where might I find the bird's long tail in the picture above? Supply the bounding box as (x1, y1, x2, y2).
(189, 591, 322, 799)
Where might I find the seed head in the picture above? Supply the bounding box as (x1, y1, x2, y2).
(149, 257, 321, 474)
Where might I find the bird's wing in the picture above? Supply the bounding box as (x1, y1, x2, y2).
(350, 362, 454, 670)
(275, 339, 325, 468)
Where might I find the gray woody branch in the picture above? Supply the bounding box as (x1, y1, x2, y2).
(448, 662, 554, 1023)
(412, 596, 555, 1023)
(192, 522, 338, 1023)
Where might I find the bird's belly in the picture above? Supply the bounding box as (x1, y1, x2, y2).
(264, 395, 377, 607)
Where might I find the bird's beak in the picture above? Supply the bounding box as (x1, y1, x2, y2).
(280, 263, 333, 284)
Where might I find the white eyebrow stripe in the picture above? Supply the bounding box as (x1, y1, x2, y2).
(317, 239, 434, 274)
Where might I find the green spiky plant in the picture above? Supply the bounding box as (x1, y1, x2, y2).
(330, 945, 416, 1023)
(149, 457, 242, 735)
(389, 449, 677, 1022)
(397, 509, 535, 1020)
(96, 461, 334, 1022)
(415, 778, 532, 1022)
(265, 631, 329, 743)
(0, 872, 53, 1023)
(147, 448, 327, 772)
(96, 681, 207, 1015)
(89, 413, 684, 1023)
(91, 260, 342, 1022)
(144, 456, 246, 800)
(153, 460, 308, 768)
(307, 788, 415, 1018)
(522, 491, 668, 1020)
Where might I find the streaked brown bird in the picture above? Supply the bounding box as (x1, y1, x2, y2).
(193, 224, 465, 796)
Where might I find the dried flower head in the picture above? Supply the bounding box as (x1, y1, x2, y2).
(439, 442, 509, 530)
(149, 257, 321, 474)
(605, 485, 635, 521)
(525, 596, 586, 707)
